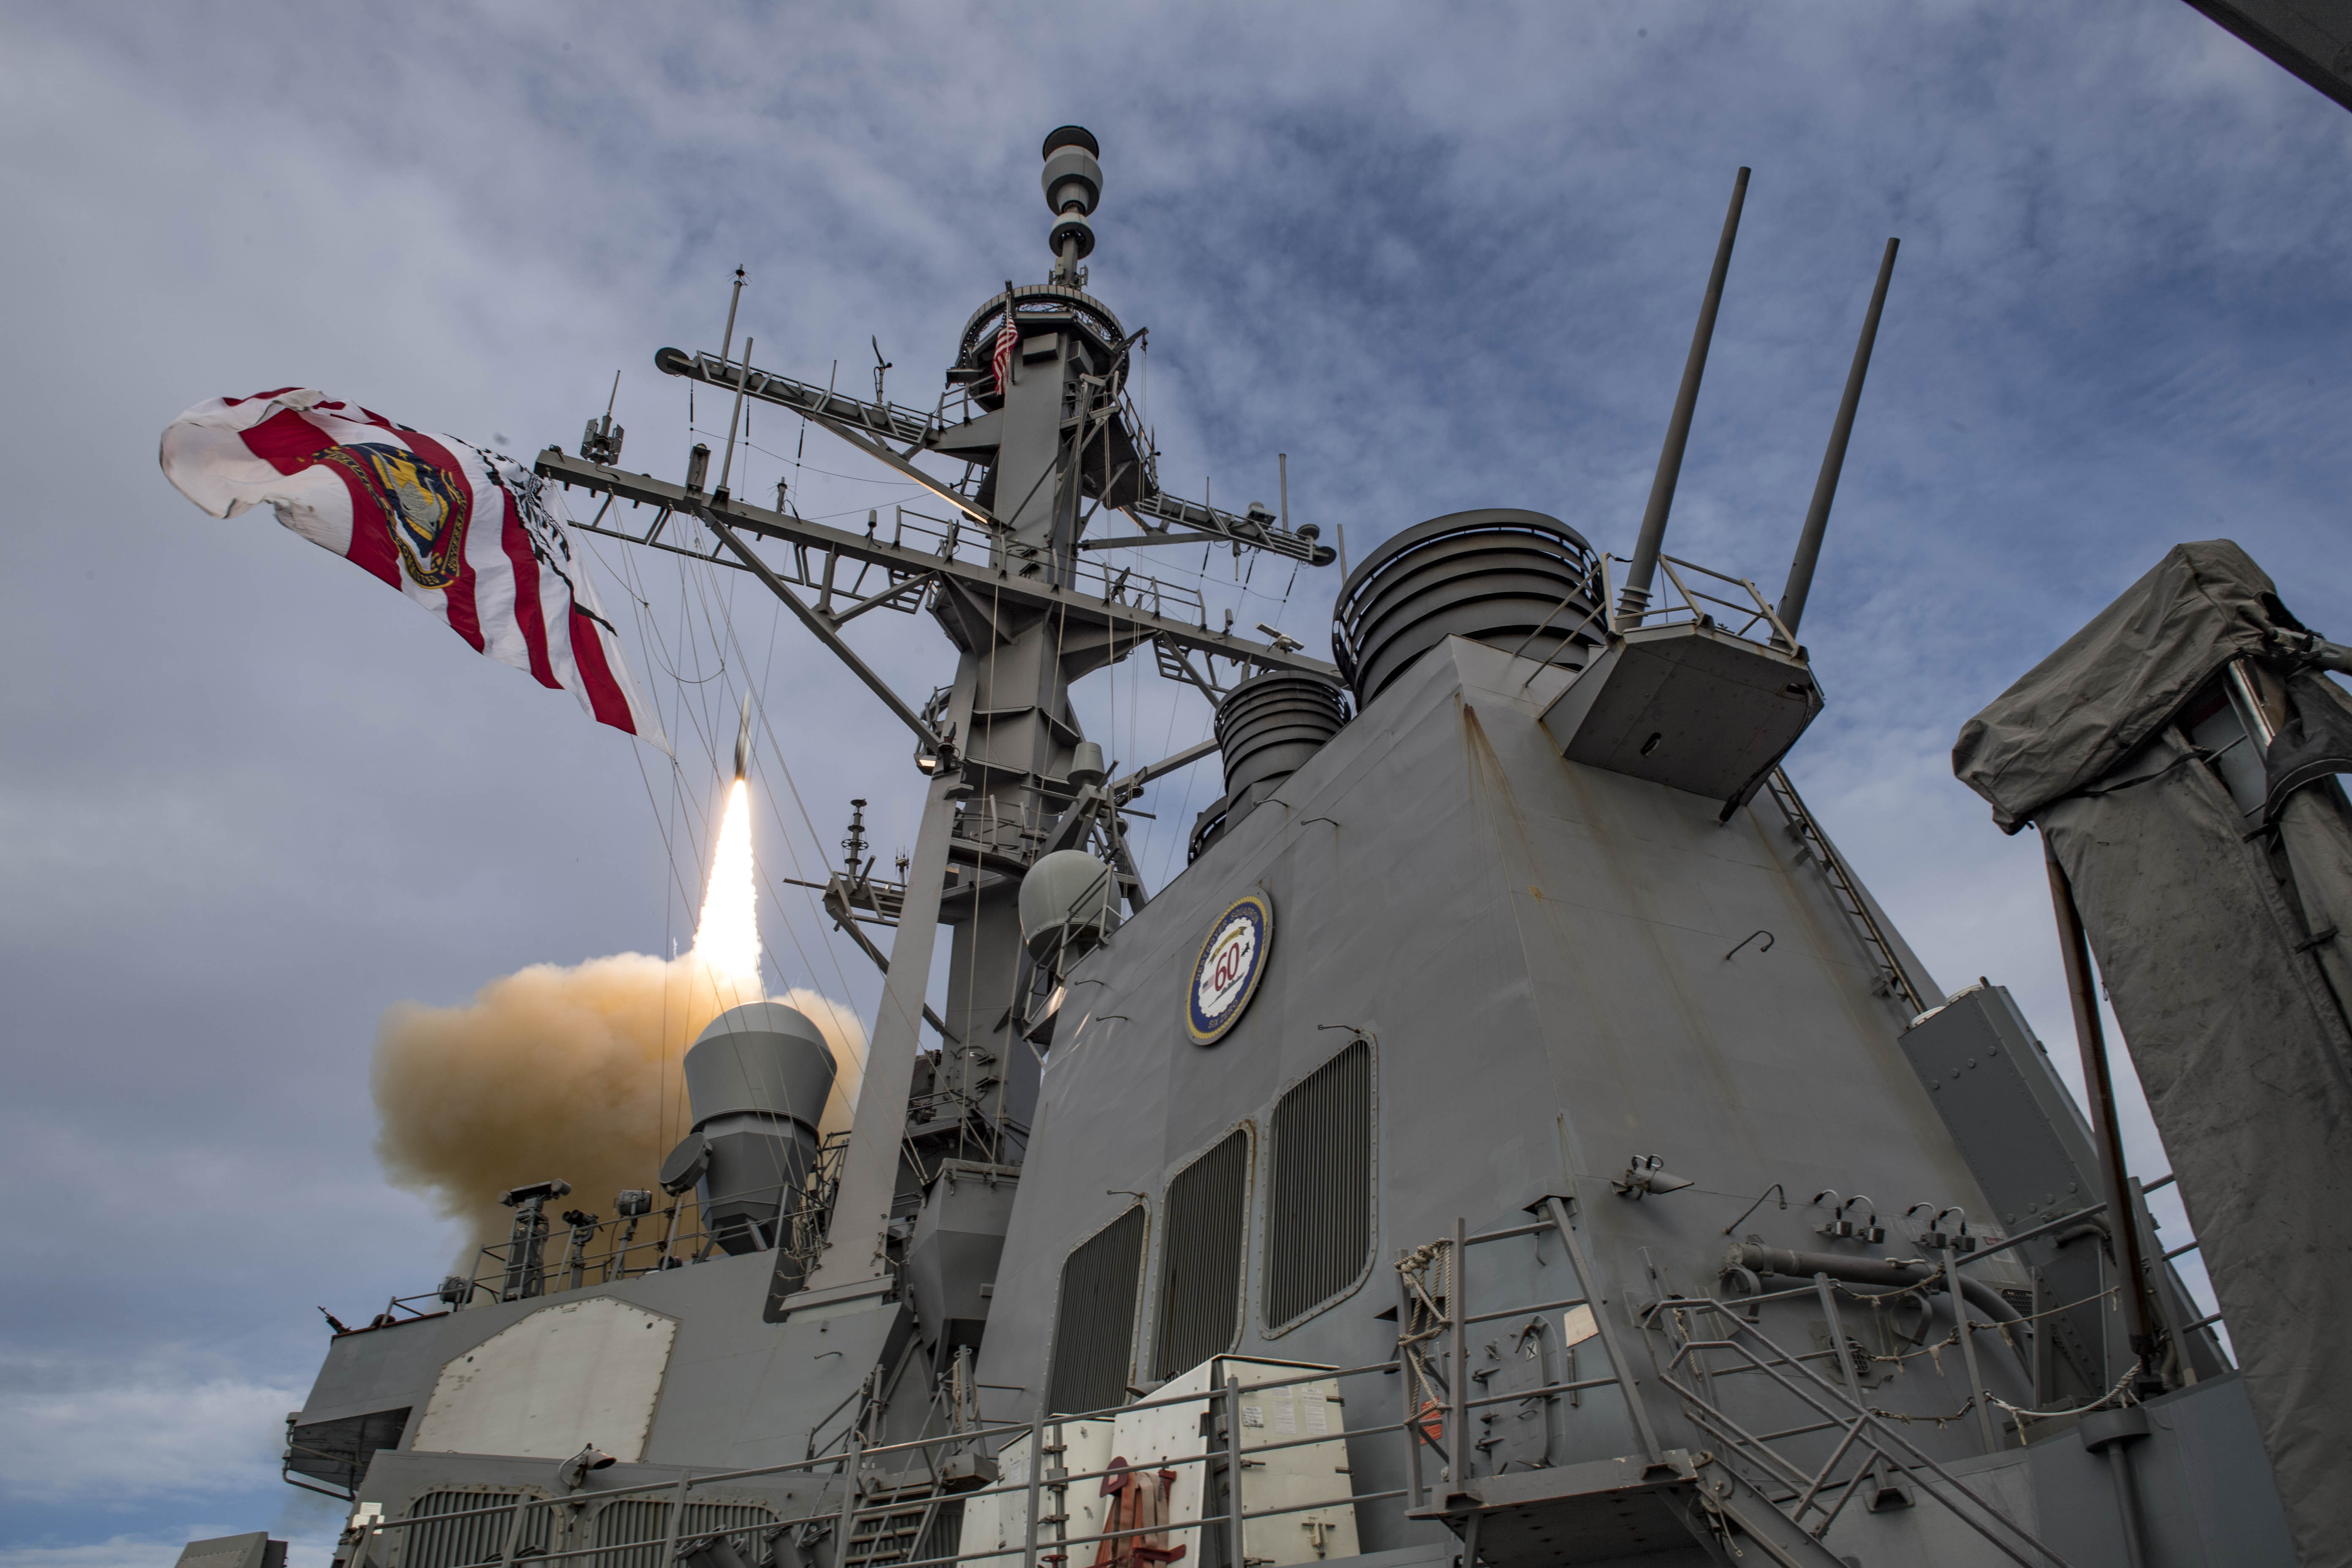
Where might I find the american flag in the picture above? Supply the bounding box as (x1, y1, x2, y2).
(991, 310, 1018, 395)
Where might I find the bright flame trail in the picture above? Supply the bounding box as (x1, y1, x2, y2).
(693, 777, 762, 1004)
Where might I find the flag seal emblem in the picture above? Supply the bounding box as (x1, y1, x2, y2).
(323, 442, 473, 588)
(1186, 891, 1273, 1046)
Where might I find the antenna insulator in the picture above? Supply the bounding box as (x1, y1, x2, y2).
(1042, 125, 1099, 159)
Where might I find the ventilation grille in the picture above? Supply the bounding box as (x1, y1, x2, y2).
(1045, 1205, 1148, 1415)
(592, 1501, 773, 1568)
(1153, 1129, 1252, 1378)
(402, 1493, 545, 1568)
(1265, 1040, 1374, 1331)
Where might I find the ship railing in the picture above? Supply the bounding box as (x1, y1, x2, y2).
(338, 1358, 1406, 1568)
(877, 505, 1206, 627)
(368, 1136, 853, 1321)
(1394, 1198, 2073, 1568)
(1640, 1291, 2070, 1567)
(575, 496, 1204, 637)
(1609, 550, 1800, 652)
(332, 1203, 2103, 1568)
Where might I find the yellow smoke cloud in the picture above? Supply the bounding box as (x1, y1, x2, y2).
(372, 960, 865, 1247)
(371, 779, 865, 1246)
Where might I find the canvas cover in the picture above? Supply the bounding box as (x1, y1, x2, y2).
(1952, 540, 2303, 831)
(1956, 541, 2352, 1568)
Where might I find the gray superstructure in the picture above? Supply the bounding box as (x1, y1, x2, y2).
(224, 128, 2325, 1568)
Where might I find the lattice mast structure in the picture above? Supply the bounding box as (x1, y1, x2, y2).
(535, 125, 1338, 1312)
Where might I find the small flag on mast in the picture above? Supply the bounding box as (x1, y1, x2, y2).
(159, 389, 669, 751)
(990, 308, 1019, 396)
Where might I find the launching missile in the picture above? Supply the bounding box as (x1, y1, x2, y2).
(734, 696, 754, 781)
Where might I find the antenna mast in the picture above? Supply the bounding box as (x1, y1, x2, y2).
(536, 125, 1337, 1318)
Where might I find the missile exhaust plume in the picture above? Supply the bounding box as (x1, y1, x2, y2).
(692, 777, 761, 1006)
(373, 770, 860, 1246)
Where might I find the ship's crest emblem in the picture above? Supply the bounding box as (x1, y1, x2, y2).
(1187, 891, 1272, 1045)
(325, 441, 473, 589)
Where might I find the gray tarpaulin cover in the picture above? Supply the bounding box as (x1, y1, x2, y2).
(1954, 540, 2352, 1568)
(1954, 540, 2291, 831)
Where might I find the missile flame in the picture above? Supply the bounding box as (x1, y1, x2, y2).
(692, 776, 762, 1005)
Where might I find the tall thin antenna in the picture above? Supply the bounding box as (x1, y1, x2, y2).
(1618, 167, 1750, 627)
(604, 370, 621, 419)
(1278, 453, 1288, 534)
(714, 336, 752, 500)
(719, 267, 746, 365)
(1777, 237, 1899, 640)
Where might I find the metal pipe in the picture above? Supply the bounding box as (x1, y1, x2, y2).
(832, 1427, 863, 1568)
(1777, 236, 1899, 638)
(1544, 1195, 1665, 1459)
(1814, 1273, 1867, 1407)
(1944, 1247, 2002, 1454)
(715, 337, 753, 499)
(661, 1475, 689, 1568)
(1019, 1420, 1043, 1568)
(718, 267, 745, 367)
(2225, 655, 2279, 747)
(1724, 1242, 2024, 1328)
(1223, 1374, 1248, 1568)
(1618, 166, 1750, 626)
(1448, 1217, 1469, 1489)
(1394, 1264, 1424, 1512)
(1045, 1418, 1068, 1568)
(2107, 1443, 2151, 1568)
(2041, 833, 2163, 1384)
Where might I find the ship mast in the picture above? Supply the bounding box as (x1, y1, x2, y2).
(536, 125, 1337, 1318)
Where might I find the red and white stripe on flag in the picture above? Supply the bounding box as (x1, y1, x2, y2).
(159, 389, 669, 751)
(991, 311, 1019, 394)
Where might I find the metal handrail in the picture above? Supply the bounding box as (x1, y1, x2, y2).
(1648, 1297, 2071, 1568)
(1610, 551, 1799, 651)
(1765, 768, 1927, 1015)
(345, 1204, 2073, 1568)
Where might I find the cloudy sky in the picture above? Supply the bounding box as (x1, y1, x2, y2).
(2, 3, 2346, 1563)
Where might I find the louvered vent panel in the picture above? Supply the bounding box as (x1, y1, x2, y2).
(403, 1492, 546, 1568)
(1153, 1128, 1252, 1378)
(1265, 1039, 1374, 1331)
(591, 1501, 772, 1568)
(1045, 1205, 1148, 1415)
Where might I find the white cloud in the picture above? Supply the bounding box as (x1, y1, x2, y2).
(0, 1538, 196, 1568)
(0, 0, 2329, 1556)
(0, 1531, 341, 1568)
(0, 1357, 303, 1505)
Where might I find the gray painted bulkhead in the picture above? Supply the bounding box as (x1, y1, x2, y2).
(302, 1250, 907, 1480)
(976, 632, 2058, 1559)
(304, 628, 2291, 1563)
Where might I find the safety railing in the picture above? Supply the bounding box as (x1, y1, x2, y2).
(873, 508, 1207, 628)
(1642, 1292, 2069, 1567)
(1613, 551, 1799, 651)
(336, 1360, 1398, 1568)
(367, 1137, 851, 1324)
(336, 1196, 2072, 1568)
(1763, 768, 1928, 1014)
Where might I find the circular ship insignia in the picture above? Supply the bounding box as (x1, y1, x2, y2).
(1186, 891, 1272, 1045)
